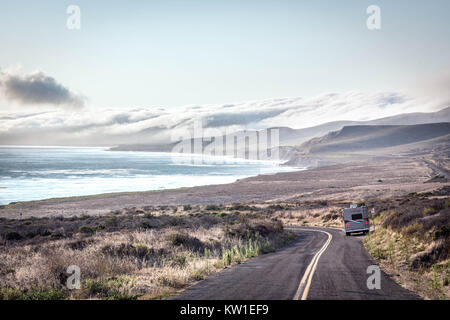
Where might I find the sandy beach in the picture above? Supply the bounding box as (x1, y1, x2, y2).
(1, 158, 445, 219)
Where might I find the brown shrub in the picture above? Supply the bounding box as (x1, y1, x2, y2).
(410, 239, 450, 270)
(166, 232, 204, 252)
(101, 243, 165, 262)
(225, 220, 283, 239)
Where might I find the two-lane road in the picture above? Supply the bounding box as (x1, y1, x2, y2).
(174, 227, 420, 300)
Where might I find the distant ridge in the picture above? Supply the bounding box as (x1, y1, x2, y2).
(111, 107, 450, 152)
(273, 106, 450, 146)
(300, 122, 450, 154)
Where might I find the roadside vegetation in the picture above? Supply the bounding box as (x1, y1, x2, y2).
(363, 187, 450, 300)
(267, 200, 349, 229)
(241, 187, 449, 300)
(2, 184, 448, 300)
(0, 206, 296, 300)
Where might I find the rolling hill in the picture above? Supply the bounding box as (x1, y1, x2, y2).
(300, 123, 450, 154)
(111, 107, 450, 153)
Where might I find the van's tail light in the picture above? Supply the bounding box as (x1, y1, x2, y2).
(345, 223, 349, 227)
(365, 221, 369, 224)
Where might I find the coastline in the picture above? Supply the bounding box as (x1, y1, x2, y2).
(0, 158, 445, 219)
(0, 163, 303, 212)
(0, 146, 301, 206)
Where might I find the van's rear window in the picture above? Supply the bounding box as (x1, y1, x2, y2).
(352, 214, 363, 220)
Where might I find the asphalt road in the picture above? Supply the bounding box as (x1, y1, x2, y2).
(424, 160, 450, 179)
(174, 227, 420, 300)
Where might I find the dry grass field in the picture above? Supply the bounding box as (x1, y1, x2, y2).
(0, 157, 448, 300)
(0, 205, 296, 300)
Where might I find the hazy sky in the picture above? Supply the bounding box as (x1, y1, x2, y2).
(0, 1, 449, 146)
(1, 0, 449, 109)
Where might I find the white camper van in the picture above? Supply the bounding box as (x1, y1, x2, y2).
(343, 205, 370, 236)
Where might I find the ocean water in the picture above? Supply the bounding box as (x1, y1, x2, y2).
(0, 146, 298, 205)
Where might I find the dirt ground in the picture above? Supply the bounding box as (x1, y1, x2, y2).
(1, 158, 447, 219)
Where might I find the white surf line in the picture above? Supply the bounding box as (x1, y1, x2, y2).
(293, 229, 333, 300)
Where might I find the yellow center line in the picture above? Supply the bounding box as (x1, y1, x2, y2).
(293, 229, 333, 300)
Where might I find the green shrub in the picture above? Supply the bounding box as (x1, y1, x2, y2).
(102, 243, 154, 260)
(209, 211, 227, 217)
(433, 226, 450, 240)
(222, 250, 232, 266)
(401, 223, 422, 238)
(372, 247, 387, 260)
(4, 231, 23, 241)
(51, 232, 65, 239)
(171, 255, 187, 268)
(25, 231, 38, 239)
(106, 216, 118, 227)
(260, 239, 276, 254)
(39, 229, 52, 237)
(228, 204, 258, 211)
(267, 204, 287, 211)
(423, 207, 435, 215)
(190, 268, 208, 281)
(94, 224, 105, 231)
(140, 221, 154, 229)
(83, 276, 140, 300)
(0, 287, 66, 300)
(225, 220, 283, 239)
(322, 212, 340, 222)
(78, 225, 94, 234)
(205, 204, 222, 211)
(166, 232, 204, 251)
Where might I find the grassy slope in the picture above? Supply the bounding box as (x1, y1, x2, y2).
(251, 188, 450, 300)
(362, 190, 449, 300)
